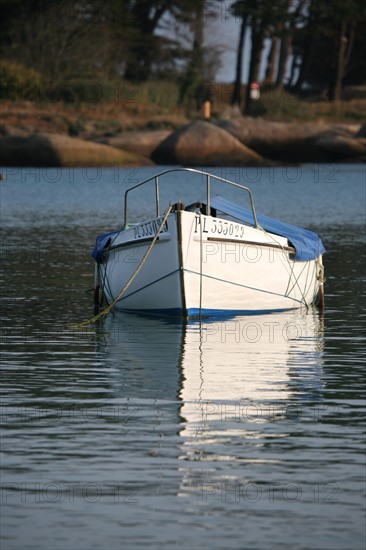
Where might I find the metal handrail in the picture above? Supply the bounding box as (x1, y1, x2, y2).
(123, 167, 259, 229)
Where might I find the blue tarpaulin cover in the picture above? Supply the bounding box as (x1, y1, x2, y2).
(92, 230, 121, 262)
(210, 196, 325, 261)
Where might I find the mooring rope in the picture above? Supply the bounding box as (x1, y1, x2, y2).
(70, 205, 173, 329)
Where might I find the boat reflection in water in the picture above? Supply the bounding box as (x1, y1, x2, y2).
(101, 309, 324, 499)
(102, 308, 324, 427)
(179, 310, 324, 433)
(176, 310, 324, 502)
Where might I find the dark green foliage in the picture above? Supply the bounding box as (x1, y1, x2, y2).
(0, 60, 44, 100)
(0, 0, 365, 106)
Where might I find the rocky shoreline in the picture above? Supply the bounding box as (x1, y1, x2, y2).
(1, 117, 365, 167)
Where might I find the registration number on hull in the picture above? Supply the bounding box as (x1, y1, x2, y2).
(194, 216, 245, 239)
(133, 218, 169, 240)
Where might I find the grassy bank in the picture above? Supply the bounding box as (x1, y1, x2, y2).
(1, 85, 365, 140)
(0, 99, 188, 138)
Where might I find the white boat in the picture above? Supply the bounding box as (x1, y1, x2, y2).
(92, 168, 325, 318)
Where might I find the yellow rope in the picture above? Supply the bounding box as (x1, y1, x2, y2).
(69, 205, 173, 329)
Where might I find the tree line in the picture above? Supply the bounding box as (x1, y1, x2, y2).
(0, 0, 365, 112)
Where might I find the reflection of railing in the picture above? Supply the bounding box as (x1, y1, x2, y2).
(123, 167, 259, 229)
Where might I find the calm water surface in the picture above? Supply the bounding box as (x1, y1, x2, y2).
(1, 165, 365, 550)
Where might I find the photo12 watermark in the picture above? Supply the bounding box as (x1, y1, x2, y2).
(194, 400, 339, 424)
(2, 165, 141, 184)
(1, 482, 139, 504)
(201, 481, 339, 504)
(0, 403, 140, 425)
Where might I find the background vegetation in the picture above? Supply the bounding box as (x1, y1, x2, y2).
(0, 0, 365, 120)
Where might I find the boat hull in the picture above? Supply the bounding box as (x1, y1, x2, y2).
(96, 211, 323, 318)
